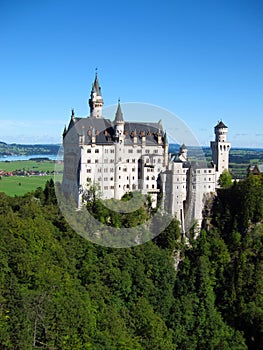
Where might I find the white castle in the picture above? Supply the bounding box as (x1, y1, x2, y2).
(62, 73, 231, 232)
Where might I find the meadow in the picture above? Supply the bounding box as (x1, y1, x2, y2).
(0, 159, 62, 173)
(0, 160, 63, 196)
(0, 175, 54, 196)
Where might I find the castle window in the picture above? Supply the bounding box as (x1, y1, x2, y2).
(132, 176, 135, 180)
(119, 167, 121, 170)
(95, 149, 99, 153)
(146, 185, 149, 189)
(87, 149, 91, 153)
(87, 177, 91, 182)
(146, 176, 149, 180)
(132, 168, 135, 172)
(119, 176, 121, 179)
(110, 177, 113, 181)
(127, 176, 129, 180)
(104, 186, 108, 190)
(104, 177, 108, 181)
(145, 150, 150, 154)
(119, 185, 121, 188)
(209, 170, 212, 173)
(127, 184, 130, 188)
(177, 170, 179, 173)
(152, 176, 155, 180)
(110, 149, 114, 153)
(104, 168, 108, 173)
(154, 150, 158, 154)
(98, 177, 102, 181)
(132, 159, 136, 163)
(128, 149, 133, 153)
(105, 149, 108, 153)
(119, 157, 122, 161)
(104, 159, 108, 163)
(95, 159, 98, 163)
(110, 186, 114, 189)
(158, 159, 161, 163)
(87, 169, 91, 173)
(204, 170, 207, 173)
(110, 159, 114, 163)
(123, 168, 127, 172)
(127, 159, 130, 163)
(110, 168, 114, 172)
(137, 149, 142, 153)
(98, 168, 102, 172)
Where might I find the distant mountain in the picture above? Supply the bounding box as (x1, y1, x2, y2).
(0, 143, 60, 156)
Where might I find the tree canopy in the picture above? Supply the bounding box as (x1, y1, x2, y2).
(0, 175, 262, 349)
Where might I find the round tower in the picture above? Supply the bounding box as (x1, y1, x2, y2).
(210, 120, 231, 179)
(215, 121, 228, 142)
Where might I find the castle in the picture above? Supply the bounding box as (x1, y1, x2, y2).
(62, 73, 231, 232)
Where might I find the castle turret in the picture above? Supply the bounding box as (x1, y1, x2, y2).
(114, 99, 125, 143)
(163, 132, 169, 166)
(210, 120, 231, 179)
(89, 71, 104, 118)
(179, 143, 188, 162)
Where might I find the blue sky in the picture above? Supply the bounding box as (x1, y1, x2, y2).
(0, 0, 262, 147)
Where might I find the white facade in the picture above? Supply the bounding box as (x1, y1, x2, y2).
(62, 74, 231, 231)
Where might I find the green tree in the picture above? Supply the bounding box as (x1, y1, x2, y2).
(218, 169, 232, 188)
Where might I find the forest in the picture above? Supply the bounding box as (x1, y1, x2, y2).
(0, 173, 262, 349)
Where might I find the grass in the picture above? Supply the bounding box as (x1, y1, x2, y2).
(0, 160, 63, 173)
(0, 175, 55, 196)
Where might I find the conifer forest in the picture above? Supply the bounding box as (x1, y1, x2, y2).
(0, 174, 262, 349)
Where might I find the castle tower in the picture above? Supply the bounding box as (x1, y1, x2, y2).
(89, 71, 104, 118)
(178, 143, 188, 162)
(114, 99, 124, 143)
(210, 121, 231, 177)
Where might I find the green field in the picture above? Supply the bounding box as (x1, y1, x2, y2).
(0, 175, 55, 196)
(0, 160, 63, 196)
(0, 160, 63, 173)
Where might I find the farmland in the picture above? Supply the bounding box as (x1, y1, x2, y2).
(0, 175, 54, 196)
(0, 159, 62, 173)
(0, 159, 63, 196)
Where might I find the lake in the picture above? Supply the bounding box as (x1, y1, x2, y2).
(0, 154, 62, 162)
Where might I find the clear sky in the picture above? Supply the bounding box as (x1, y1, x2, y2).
(0, 0, 262, 147)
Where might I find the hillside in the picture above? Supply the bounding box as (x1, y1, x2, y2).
(0, 142, 60, 156)
(0, 175, 262, 349)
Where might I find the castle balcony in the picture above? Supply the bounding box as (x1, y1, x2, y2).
(147, 188, 160, 193)
(144, 163, 154, 168)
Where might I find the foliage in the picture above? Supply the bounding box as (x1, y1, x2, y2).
(0, 176, 262, 349)
(218, 169, 233, 188)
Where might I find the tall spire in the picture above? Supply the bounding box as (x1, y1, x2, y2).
(92, 69, 101, 96)
(89, 70, 104, 118)
(114, 98, 124, 123)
